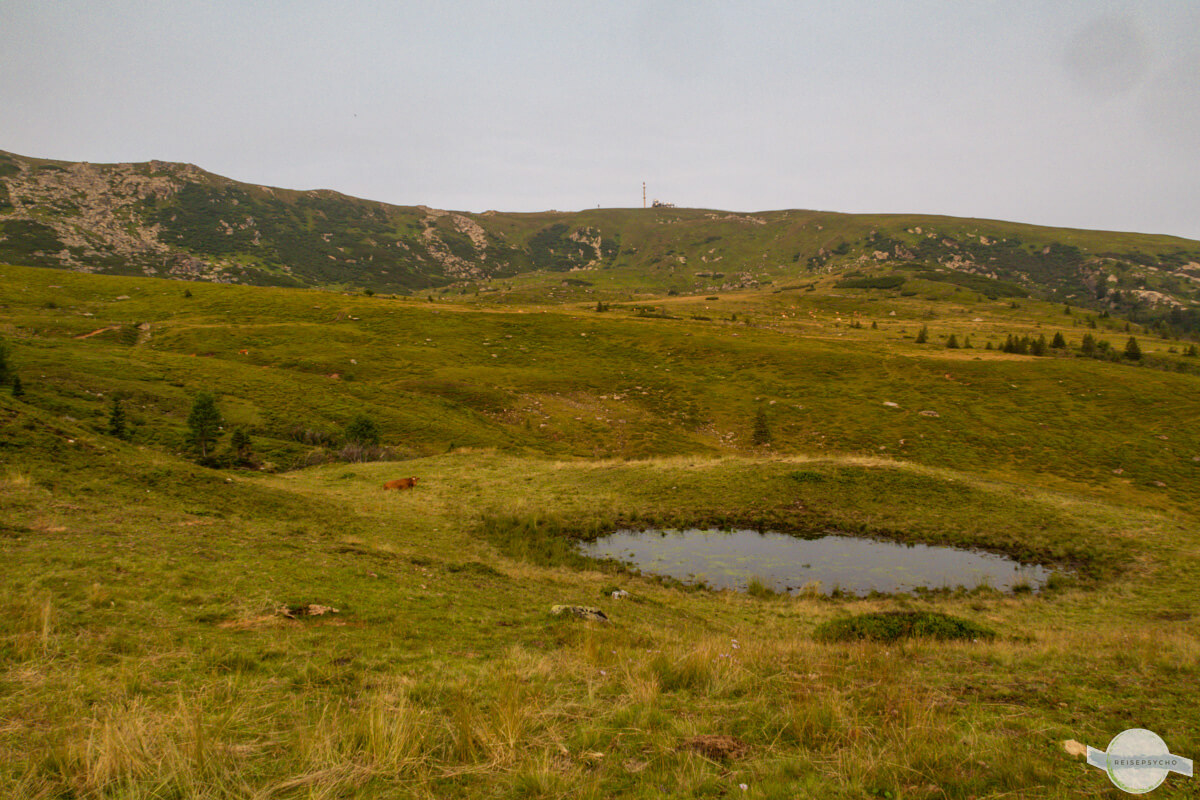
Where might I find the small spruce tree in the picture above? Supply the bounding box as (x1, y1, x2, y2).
(0, 337, 11, 385)
(107, 397, 128, 440)
(186, 393, 223, 460)
(752, 405, 772, 446)
(184, 288, 193, 298)
(915, 325, 929, 344)
(871, 320, 878, 330)
(945, 334, 959, 349)
(1051, 331, 1067, 349)
(230, 427, 253, 464)
(1080, 333, 1097, 356)
(10, 375, 23, 398)
(1030, 334, 1047, 356)
(1124, 337, 1142, 360)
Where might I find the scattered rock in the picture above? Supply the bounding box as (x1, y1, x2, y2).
(1063, 740, 1087, 758)
(115, 295, 130, 300)
(1153, 481, 1167, 488)
(550, 605, 609, 623)
(883, 401, 900, 408)
(611, 589, 629, 600)
(277, 603, 338, 619)
(919, 410, 940, 417)
(1113, 468, 1124, 475)
(682, 734, 748, 761)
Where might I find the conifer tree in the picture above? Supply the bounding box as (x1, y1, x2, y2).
(945, 334, 959, 349)
(186, 393, 223, 459)
(752, 405, 772, 446)
(1080, 333, 1097, 356)
(915, 325, 929, 344)
(0, 339, 9, 386)
(1124, 337, 1142, 360)
(1051, 331, 1067, 349)
(107, 397, 128, 440)
(231, 427, 252, 464)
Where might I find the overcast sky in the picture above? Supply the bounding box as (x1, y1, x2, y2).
(2, 1, 1197, 239)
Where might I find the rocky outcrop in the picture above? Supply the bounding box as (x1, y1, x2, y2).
(550, 605, 609, 622)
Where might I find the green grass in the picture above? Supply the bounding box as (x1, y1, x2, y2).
(2, 263, 1200, 797)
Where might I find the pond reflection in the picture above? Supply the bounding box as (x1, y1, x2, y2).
(577, 528, 1053, 595)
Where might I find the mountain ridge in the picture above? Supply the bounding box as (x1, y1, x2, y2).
(2, 147, 1199, 331)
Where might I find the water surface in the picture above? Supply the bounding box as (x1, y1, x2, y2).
(578, 528, 1052, 595)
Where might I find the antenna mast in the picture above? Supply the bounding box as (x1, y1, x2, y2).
(642, 182, 646, 209)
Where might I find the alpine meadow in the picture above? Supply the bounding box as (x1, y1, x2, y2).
(2, 151, 1199, 799)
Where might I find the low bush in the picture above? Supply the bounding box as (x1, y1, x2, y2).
(813, 611, 995, 644)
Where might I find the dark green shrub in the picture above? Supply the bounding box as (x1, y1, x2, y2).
(345, 414, 380, 446)
(813, 611, 995, 644)
(834, 275, 905, 290)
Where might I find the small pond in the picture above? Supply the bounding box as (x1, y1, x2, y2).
(577, 528, 1054, 596)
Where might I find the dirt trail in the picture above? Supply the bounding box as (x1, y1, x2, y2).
(75, 326, 120, 339)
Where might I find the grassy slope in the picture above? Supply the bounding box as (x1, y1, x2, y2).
(2, 263, 1199, 798)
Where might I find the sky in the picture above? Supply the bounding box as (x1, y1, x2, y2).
(2, 0, 1198, 239)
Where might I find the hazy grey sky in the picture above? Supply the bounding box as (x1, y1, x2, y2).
(2, 1, 1197, 239)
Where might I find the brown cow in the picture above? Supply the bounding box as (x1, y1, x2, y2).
(383, 477, 419, 491)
